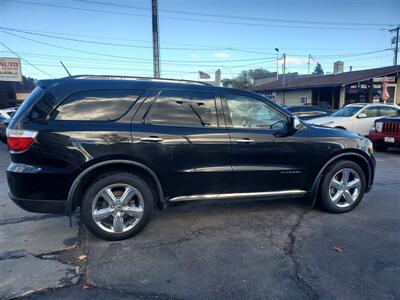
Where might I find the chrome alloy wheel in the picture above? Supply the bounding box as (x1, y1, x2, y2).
(328, 168, 362, 208)
(91, 183, 144, 233)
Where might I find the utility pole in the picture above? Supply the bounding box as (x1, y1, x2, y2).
(282, 53, 286, 75)
(393, 26, 399, 65)
(151, 0, 160, 78)
(275, 48, 279, 80)
(307, 54, 312, 75)
(282, 53, 287, 87)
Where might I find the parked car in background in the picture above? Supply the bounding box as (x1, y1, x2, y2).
(6, 76, 375, 240)
(0, 115, 7, 143)
(306, 103, 400, 136)
(284, 105, 332, 120)
(0, 107, 18, 119)
(369, 116, 400, 151)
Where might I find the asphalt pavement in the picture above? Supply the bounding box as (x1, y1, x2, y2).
(0, 142, 399, 299)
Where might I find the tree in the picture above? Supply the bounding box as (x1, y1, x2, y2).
(0, 76, 36, 108)
(223, 68, 270, 89)
(312, 63, 324, 75)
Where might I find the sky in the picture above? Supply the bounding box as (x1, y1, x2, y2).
(0, 0, 399, 81)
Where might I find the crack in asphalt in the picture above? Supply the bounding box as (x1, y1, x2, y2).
(0, 214, 62, 226)
(284, 210, 318, 300)
(0, 218, 82, 299)
(0, 249, 27, 261)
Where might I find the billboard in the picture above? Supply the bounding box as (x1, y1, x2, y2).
(0, 57, 22, 82)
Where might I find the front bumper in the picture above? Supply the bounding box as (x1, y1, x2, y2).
(369, 131, 400, 147)
(366, 154, 376, 193)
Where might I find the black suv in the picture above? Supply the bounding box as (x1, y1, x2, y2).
(6, 76, 375, 240)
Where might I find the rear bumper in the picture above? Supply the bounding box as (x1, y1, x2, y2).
(6, 162, 77, 215)
(9, 193, 67, 214)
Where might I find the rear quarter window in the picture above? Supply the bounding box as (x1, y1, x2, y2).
(51, 89, 143, 121)
(12, 87, 45, 121)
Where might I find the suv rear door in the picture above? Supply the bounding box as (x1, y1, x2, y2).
(131, 89, 231, 199)
(221, 92, 310, 193)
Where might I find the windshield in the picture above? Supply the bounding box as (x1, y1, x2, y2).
(332, 106, 362, 117)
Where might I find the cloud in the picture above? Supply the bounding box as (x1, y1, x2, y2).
(213, 52, 230, 59)
(279, 57, 308, 65)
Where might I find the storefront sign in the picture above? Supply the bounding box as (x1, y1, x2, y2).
(0, 57, 22, 82)
(373, 76, 395, 83)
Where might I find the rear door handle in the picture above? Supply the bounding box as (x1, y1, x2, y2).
(234, 138, 255, 144)
(140, 136, 163, 142)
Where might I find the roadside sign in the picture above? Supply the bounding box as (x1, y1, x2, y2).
(0, 57, 22, 82)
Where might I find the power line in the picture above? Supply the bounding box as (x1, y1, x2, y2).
(5, 0, 391, 31)
(0, 41, 54, 78)
(0, 27, 221, 50)
(0, 29, 277, 63)
(1, 27, 391, 61)
(0, 26, 389, 51)
(73, 0, 396, 28)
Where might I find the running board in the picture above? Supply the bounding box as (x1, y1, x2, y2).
(168, 190, 306, 202)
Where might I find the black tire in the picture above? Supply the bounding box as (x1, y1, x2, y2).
(373, 144, 388, 152)
(81, 172, 154, 240)
(319, 160, 366, 213)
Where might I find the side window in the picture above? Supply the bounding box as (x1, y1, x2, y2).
(363, 107, 378, 118)
(379, 107, 399, 117)
(52, 90, 143, 121)
(224, 94, 288, 130)
(146, 90, 218, 127)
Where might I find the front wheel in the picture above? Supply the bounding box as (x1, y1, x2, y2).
(81, 172, 154, 240)
(320, 160, 366, 213)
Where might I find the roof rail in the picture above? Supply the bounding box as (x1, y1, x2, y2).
(66, 75, 213, 86)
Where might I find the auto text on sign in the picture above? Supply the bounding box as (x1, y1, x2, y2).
(0, 57, 22, 82)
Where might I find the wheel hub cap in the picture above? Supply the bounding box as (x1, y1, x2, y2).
(91, 183, 144, 233)
(328, 168, 361, 208)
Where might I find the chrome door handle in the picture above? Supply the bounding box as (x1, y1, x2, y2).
(140, 136, 163, 142)
(234, 138, 255, 144)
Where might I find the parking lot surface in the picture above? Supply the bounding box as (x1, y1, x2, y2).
(0, 142, 399, 299)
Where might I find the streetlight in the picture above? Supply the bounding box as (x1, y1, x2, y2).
(275, 48, 279, 80)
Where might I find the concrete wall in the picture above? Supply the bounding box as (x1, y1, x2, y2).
(275, 89, 312, 106)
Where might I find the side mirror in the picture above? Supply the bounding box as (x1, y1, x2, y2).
(291, 116, 302, 130)
(358, 113, 367, 119)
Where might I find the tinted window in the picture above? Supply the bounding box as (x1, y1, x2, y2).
(147, 90, 218, 127)
(13, 87, 45, 121)
(363, 107, 378, 118)
(379, 107, 398, 117)
(224, 94, 287, 130)
(52, 90, 142, 121)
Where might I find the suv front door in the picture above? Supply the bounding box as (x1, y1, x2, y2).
(131, 89, 232, 199)
(222, 93, 310, 193)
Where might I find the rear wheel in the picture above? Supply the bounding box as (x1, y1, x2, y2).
(81, 172, 154, 240)
(320, 160, 366, 213)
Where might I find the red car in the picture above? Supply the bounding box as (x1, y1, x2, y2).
(369, 117, 400, 151)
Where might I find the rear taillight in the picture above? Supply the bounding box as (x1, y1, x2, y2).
(6, 129, 38, 153)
